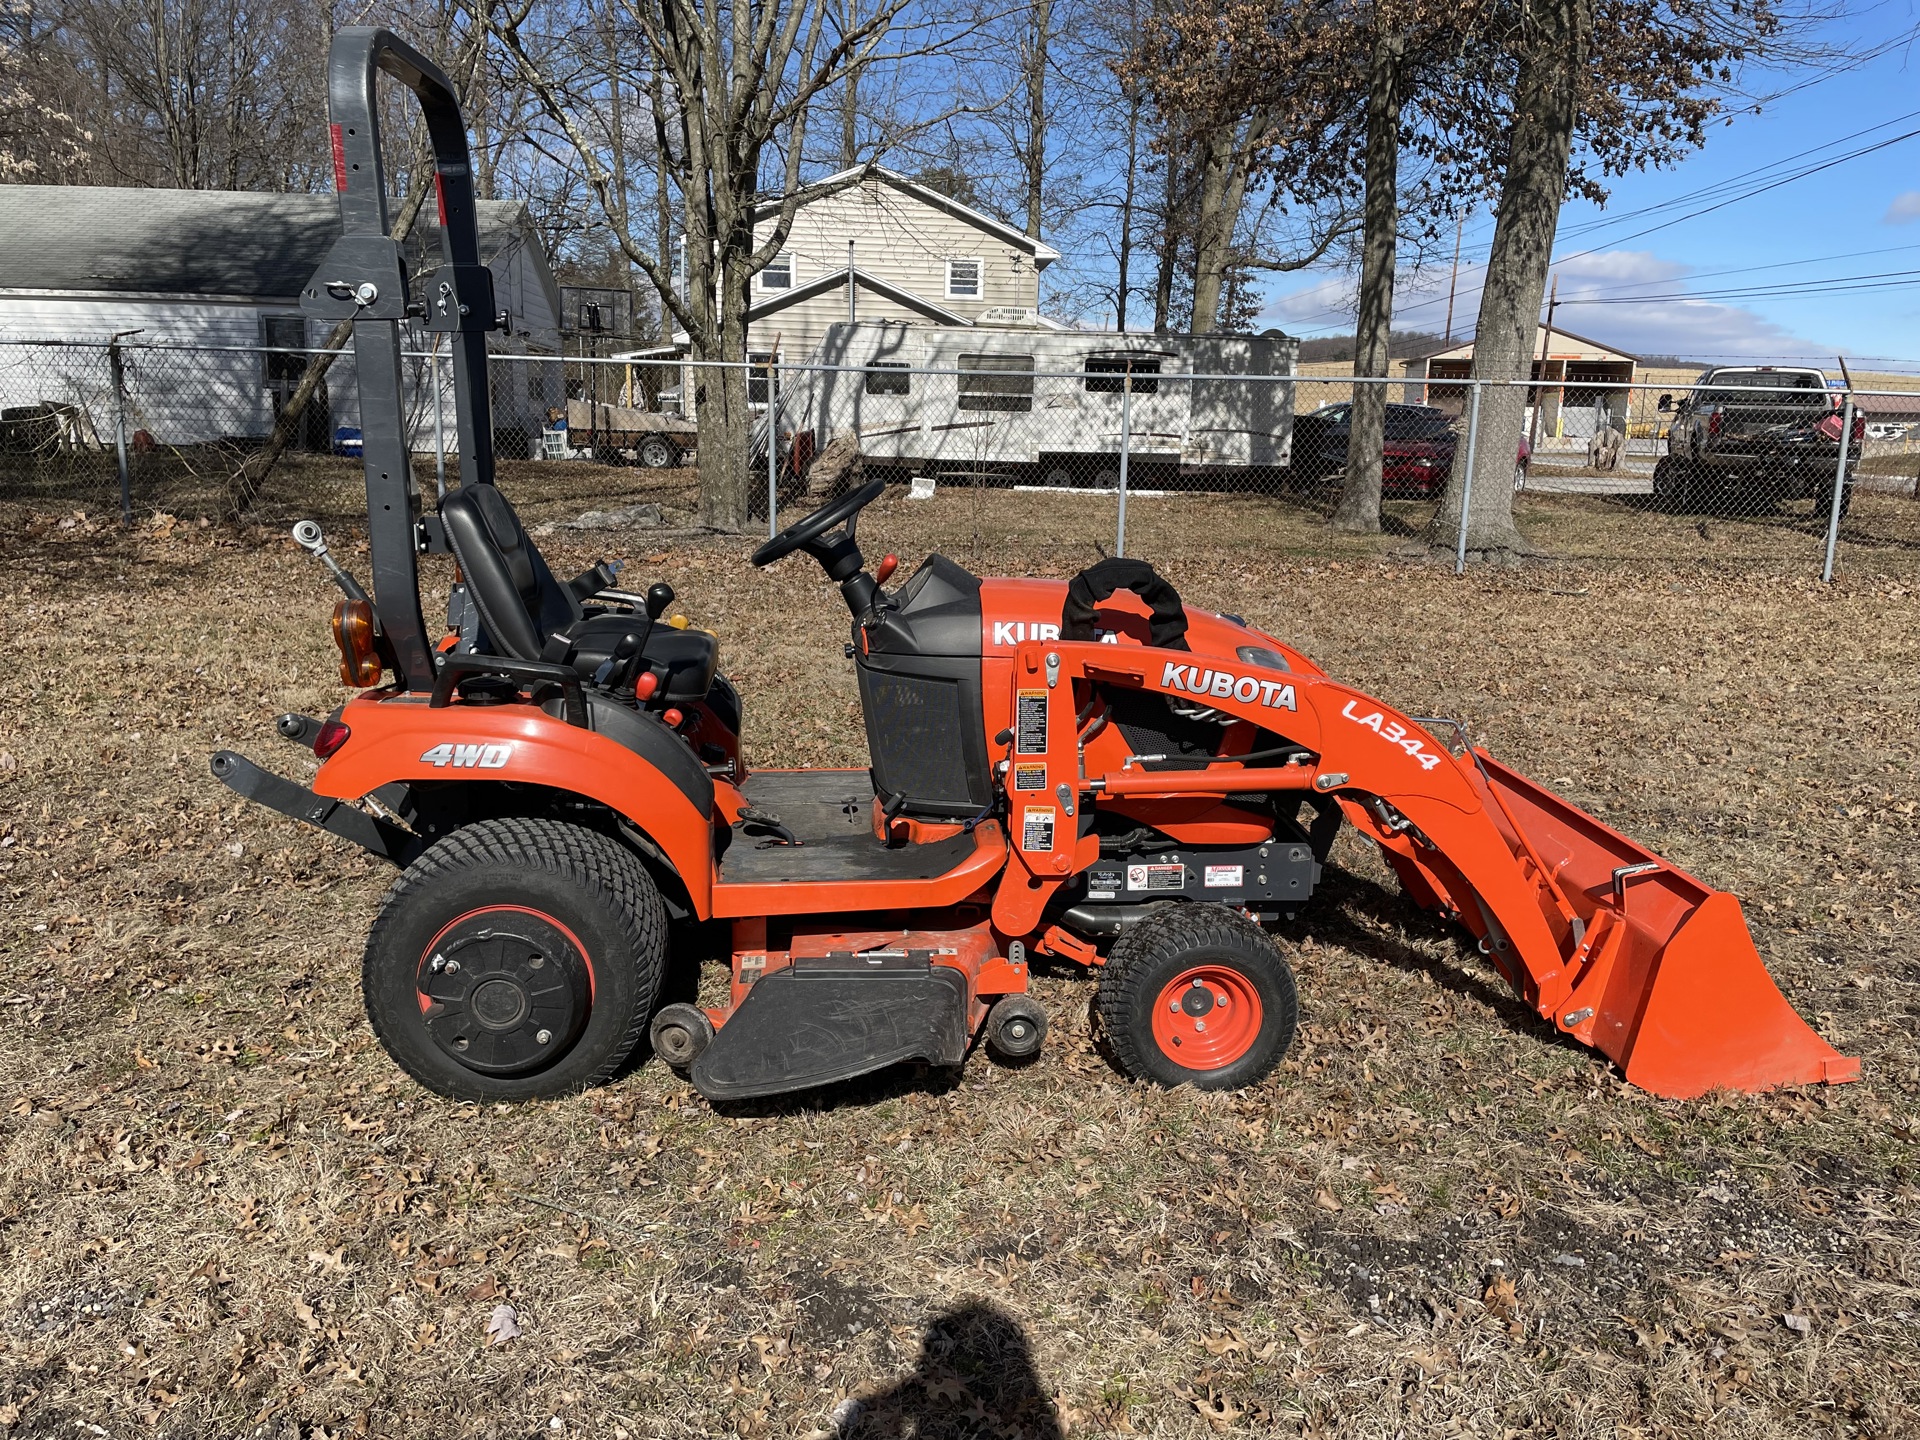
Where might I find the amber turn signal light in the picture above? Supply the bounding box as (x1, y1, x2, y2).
(332, 599, 383, 687)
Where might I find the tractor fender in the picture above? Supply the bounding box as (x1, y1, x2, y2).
(309, 692, 717, 916)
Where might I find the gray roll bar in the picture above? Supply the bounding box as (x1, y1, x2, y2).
(302, 27, 500, 692)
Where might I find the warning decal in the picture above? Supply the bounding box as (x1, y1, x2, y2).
(1204, 864, 1244, 888)
(1021, 806, 1056, 852)
(1013, 763, 1048, 792)
(1127, 863, 1187, 892)
(1015, 690, 1049, 753)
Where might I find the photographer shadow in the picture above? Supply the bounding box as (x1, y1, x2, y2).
(834, 1302, 1062, 1440)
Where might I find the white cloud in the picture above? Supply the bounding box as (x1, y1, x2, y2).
(1262, 247, 1827, 361)
(1882, 191, 1920, 224)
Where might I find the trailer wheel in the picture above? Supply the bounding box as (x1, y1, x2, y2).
(363, 817, 666, 1101)
(638, 435, 675, 469)
(1095, 904, 1297, 1090)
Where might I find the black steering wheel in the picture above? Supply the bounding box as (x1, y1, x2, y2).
(751, 478, 887, 568)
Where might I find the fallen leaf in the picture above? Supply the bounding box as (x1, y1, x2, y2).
(1313, 1188, 1342, 1213)
(487, 1303, 522, 1346)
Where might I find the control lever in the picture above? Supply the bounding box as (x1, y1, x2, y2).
(291, 520, 372, 606)
(595, 632, 642, 688)
(645, 582, 675, 619)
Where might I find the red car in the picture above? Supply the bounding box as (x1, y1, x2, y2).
(1291, 402, 1531, 497)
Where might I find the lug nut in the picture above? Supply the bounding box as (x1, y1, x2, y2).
(444, 959, 461, 974)
(535, 1029, 553, 1045)
(1195, 1020, 1207, 1032)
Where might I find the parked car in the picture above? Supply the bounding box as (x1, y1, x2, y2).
(1655, 366, 1858, 517)
(1289, 401, 1529, 497)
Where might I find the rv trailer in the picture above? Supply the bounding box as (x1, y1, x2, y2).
(774, 321, 1297, 483)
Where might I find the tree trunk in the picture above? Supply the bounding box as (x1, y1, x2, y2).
(1428, 0, 1592, 559)
(695, 251, 756, 532)
(1116, 87, 1140, 330)
(1025, 0, 1051, 239)
(1187, 124, 1239, 334)
(1331, 32, 1402, 534)
(1151, 140, 1181, 333)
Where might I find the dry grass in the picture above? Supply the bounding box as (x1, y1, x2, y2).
(2, 484, 1918, 1439)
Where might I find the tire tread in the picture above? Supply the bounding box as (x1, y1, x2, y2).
(363, 816, 666, 1099)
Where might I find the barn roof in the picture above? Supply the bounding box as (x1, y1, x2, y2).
(0, 185, 544, 301)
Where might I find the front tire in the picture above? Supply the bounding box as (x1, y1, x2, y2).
(638, 435, 675, 469)
(363, 817, 667, 1101)
(1095, 905, 1298, 1090)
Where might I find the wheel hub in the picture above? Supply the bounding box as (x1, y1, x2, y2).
(1151, 964, 1262, 1070)
(418, 909, 591, 1075)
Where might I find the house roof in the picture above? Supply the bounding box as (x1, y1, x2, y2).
(750, 166, 1062, 266)
(1404, 324, 1639, 367)
(0, 185, 553, 306)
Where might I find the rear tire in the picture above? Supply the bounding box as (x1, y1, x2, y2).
(638, 435, 675, 469)
(1652, 455, 1693, 513)
(1095, 904, 1298, 1090)
(363, 817, 667, 1101)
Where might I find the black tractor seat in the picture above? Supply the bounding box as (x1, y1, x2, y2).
(439, 483, 716, 703)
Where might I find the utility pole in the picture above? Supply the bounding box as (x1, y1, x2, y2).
(1442, 211, 1465, 345)
(1529, 272, 1558, 455)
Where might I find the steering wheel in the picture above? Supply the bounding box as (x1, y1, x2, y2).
(751, 478, 887, 568)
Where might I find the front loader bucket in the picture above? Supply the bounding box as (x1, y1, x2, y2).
(1470, 756, 1858, 1100)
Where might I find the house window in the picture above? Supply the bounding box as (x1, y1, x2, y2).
(749, 351, 774, 406)
(946, 258, 982, 300)
(865, 361, 911, 397)
(1084, 356, 1162, 395)
(760, 253, 793, 291)
(957, 353, 1032, 413)
(261, 314, 306, 388)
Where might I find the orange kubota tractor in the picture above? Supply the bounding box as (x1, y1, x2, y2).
(215, 29, 1858, 1106)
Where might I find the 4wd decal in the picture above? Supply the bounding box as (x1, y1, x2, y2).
(1160, 661, 1296, 711)
(1340, 701, 1441, 770)
(420, 742, 512, 769)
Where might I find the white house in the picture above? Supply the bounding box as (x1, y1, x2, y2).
(630, 168, 1066, 413)
(0, 185, 564, 451)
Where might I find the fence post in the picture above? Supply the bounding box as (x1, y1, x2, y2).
(1115, 370, 1134, 557)
(1821, 392, 1854, 583)
(1455, 380, 1482, 575)
(109, 339, 132, 525)
(431, 350, 448, 498)
(768, 359, 780, 540)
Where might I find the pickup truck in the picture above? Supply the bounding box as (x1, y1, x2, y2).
(1654, 366, 1858, 517)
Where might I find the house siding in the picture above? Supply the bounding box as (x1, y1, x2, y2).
(751, 183, 1042, 361)
(0, 221, 562, 451)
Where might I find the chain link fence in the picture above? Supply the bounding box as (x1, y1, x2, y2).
(4, 337, 1916, 578)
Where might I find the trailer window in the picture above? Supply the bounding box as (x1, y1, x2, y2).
(957, 353, 1033, 412)
(865, 361, 911, 396)
(1084, 356, 1161, 395)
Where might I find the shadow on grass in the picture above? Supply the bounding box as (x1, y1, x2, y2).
(833, 1301, 1064, 1440)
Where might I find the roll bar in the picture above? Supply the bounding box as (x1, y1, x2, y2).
(303, 27, 501, 692)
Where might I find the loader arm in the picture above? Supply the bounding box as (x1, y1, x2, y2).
(1031, 641, 1857, 1100)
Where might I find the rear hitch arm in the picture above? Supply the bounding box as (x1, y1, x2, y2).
(210, 751, 413, 864)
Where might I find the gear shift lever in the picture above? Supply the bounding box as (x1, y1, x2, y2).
(645, 582, 675, 620)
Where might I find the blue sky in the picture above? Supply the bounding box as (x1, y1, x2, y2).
(1259, 6, 1920, 370)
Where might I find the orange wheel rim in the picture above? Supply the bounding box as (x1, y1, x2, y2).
(1150, 965, 1263, 1069)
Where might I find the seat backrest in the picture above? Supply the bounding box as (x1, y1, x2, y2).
(440, 484, 581, 659)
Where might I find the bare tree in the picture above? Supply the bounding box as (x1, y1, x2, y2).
(484, 0, 940, 531)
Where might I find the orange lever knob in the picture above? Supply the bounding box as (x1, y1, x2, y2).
(874, 553, 899, 585)
(633, 671, 659, 701)
(662, 707, 684, 728)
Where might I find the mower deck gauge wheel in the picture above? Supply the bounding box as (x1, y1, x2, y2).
(650, 1002, 715, 1069)
(1095, 904, 1298, 1091)
(984, 995, 1049, 1063)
